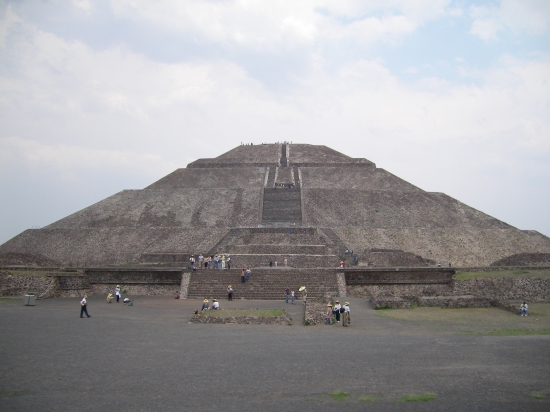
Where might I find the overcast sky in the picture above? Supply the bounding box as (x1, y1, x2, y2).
(1, 0, 549, 244)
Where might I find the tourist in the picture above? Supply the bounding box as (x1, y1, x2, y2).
(227, 285, 233, 301)
(198, 254, 204, 268)
(212, 299, 219, 310)
(246, 267, 251, 280)
(285, 288, 290, 303)
(302, 288, 307, 305)
(190, 255, 195, 269)
(106, 293, 114, 303)
(240, 269, 246, 283)
(221, 255, 226, 269)
(284, 257, 288, 266)
(201, 299, 210, 311)
(80, 295, 91, 318)
(521, 302, 529, 316)
(326, 303, 333, 325)
(334, 301, 341, 322)
(226, 256, 231, 270)
(269, 261, 273, 267)
(343, 302, 350, 327)
(291, 290, 295, 304)
(115, 285, 121, 302)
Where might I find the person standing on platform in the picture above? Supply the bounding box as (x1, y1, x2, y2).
(115, 285, 121, 303)
(226, 256, 231, 270)
(246, 268, 251, 281)
(241, 269, 246, 283)
(285, 288, 290, 303)
(80, 295, 91, 318)
(291, 290, 295, 304)
(227, 285, 233, 301)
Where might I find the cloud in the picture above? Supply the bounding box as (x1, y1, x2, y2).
(470, 0, 550, 42)
(0, 136, 179, 182)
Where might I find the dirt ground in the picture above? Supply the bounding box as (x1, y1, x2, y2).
(1, 296, 549, 411)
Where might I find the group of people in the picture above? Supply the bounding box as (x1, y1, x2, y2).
(201, 298, 220, 311)
(326, 301, 351, 326)
(284, 288, 307, 305)
(240, 268, 251, 283)
(190, 254, 231, 270)
(79, 284, 131, 317)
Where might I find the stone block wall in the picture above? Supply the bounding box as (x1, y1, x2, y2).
(452, 278, 550, 302)
(0, 271, 60, 298)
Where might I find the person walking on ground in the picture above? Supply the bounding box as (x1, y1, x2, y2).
(521, 301, 529, 316)
(285, 288, 290, 303)
(115, 285, 121, 303)
(291, 290, 295, 304)
(80, 295, 91, 318)
(227, 285, 233, 301)
(326, 303, 334, 325)
(343, 302, 351, 327)
(334, 301, 341, 322)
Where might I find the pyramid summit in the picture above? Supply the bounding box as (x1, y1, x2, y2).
(1, 143, 550, 268)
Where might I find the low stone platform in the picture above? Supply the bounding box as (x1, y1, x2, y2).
(190, 309, 292, 325)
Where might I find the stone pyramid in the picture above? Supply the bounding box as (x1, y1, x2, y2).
(1, 143, 549, 268)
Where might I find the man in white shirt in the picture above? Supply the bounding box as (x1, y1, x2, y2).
(80, 295, 91, 318)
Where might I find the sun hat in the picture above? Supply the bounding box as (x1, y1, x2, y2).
(327, 303, 333, 307)
(228, 285, 232, 288)
(116, 285, 120, 287)
(213, 299, 217, 302)
(335, 300, 340, 303)
(345, 302, 350, 305)
(203, 299, 209, 303)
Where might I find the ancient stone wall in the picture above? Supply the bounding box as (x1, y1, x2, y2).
(0, 272, 59, 298)
(452, 278, 550, 302)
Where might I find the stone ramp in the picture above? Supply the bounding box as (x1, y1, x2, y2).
(185, 268, 340, 300)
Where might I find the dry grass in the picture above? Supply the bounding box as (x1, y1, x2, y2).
(375, 303, 550, 334)
(455, 269, 550, 280)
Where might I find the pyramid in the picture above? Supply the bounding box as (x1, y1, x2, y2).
(1, 143, 550, 268)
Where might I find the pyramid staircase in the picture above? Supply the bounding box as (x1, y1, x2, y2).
(206, 227, 343, 268)
(185, 268, 340, 300)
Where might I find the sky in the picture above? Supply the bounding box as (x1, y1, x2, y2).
(0, 0, 549, 245)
